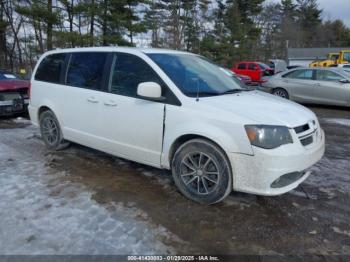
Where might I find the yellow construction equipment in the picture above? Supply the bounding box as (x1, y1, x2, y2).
(309, 53, 339, 67)
(336, 50, 350, 65)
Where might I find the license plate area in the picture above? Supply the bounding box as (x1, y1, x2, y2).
(13, 98, 24, 110)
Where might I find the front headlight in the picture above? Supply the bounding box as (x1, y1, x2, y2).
(245, 125, 293, 149)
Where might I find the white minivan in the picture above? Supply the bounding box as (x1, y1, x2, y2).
(29, 47, 325, 204)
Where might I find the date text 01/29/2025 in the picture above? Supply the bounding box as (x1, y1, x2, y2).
(127, 255, 220, 261)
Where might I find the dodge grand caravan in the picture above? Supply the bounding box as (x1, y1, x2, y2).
(29, 47, 325, 204)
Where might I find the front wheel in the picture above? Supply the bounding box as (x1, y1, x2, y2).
(272, 88, 289, 99)
(171, 139, 232, 204)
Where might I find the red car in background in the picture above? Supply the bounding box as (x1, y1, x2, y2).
(231, 61, 274, 84)
(0, 70, 30, 116)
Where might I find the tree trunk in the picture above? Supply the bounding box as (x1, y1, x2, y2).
(90, 0, 95, 46)
(102, 0, 107, 45)
(0, 1, 7, 68)
(47, 0, 53, 50)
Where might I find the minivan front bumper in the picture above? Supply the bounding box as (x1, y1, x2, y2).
(230, 129, 325, 196)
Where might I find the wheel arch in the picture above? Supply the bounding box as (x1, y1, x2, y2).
(36, 102, 65, 135)
(38, 105, 52, 120)
(167, 134, 231, 170)
(272, 87, 289, 98)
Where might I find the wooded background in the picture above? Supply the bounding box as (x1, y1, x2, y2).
(1, 0, 350, 73)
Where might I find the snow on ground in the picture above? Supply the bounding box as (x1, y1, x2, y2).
(0, 125, 179, 255)
(324, 118, 350, 127)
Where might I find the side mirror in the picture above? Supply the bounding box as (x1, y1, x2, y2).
(339, 79, 350, 84)
(137, 82, 164, 101)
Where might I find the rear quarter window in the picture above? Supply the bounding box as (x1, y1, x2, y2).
(237, 63, 246, 70)
(35, 53, 67, 83)
(66, 52, 108, 90)
(248, 63, 257, 70)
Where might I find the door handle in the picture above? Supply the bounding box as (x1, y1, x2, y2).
(87, 97, 99, 103)
(104, 101, 117, 107)
(314, 83, 321, 86)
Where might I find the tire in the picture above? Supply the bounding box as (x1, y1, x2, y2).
(272, 88, 289, 99)
(39, 110, 69, 150)
(171, 139, 232, 205)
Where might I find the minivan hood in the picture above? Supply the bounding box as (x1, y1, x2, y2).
(201, 90, 315, 128)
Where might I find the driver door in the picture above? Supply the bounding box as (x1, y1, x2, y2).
(281, 69, 316, 102)
(97, 53, 169, 166)
(313, 69, 350, 106)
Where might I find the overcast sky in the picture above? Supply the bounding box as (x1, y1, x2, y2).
(268, 0, 350, 26)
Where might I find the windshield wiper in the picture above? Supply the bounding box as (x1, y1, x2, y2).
(219, 89, 246, 95)
(185, 91, 220, 97)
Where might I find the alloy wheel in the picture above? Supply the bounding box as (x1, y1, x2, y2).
(180, 152, 220, 195)
(41, 116, 59, 146)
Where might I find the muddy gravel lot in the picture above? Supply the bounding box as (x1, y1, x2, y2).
(0, 105, 349, 256)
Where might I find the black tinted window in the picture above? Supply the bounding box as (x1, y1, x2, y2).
(109, 53, 163, 98)
(248, 63, 257, 70)
(66, 52, 107, 90)
(35, 53, 66, 83)
(237, 63, 246, 70)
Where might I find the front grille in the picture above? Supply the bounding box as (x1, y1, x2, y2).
(294, 123, 310, 134)
(294, 120, 318, 147)
(300, 136, 313, 146)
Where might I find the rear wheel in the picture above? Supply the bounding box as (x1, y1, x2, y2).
(39, 110, 69, 150)
(171, 139, 232, 204)
(272, 88, 289, 99)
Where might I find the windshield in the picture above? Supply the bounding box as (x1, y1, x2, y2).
(258, 63, 269, 69)
(147, 53, 243, 97)
(344, 52, 350, 63)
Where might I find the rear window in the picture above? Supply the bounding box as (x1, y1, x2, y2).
(0, 73, 18, 80)
(66, 52, 108, 90)
(35, 53, 66, 83)
(316, 70, 344, 82)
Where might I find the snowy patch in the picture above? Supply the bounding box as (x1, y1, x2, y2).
(324, 118, 350, 127)
(0, 127, 180, 255)
(13, 117, 32, 124)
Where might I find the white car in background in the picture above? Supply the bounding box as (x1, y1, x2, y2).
(260, 67, 350, 107)
(337, 64, 350, 69)
(29, 47, 325, 204)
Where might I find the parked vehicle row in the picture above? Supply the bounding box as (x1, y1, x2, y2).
(231, 61, 274, 84)
(259, 67, 350, 107)
(0, 70, 30, 116)
(28, 47, 325, 204)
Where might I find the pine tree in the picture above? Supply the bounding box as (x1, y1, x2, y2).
(296, 0, 322, 47)
(16, 0, 60, 51)
(223, 0, 264, 66)
(145, 0, 163, 47)
(182, 0, 200, 52)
